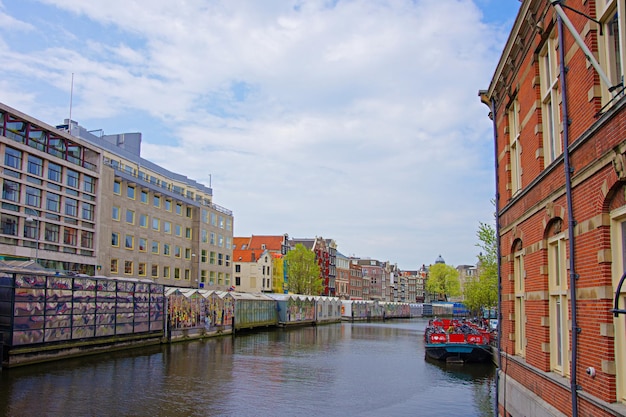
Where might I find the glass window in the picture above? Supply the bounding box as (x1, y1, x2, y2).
(165, 199, 171, 211)
(127, 185, 135, 199)
(111, 232, 119, 247)
(81, 231, 94, 248)
(153, 195, 161, 207)
(65, 198, 78, 217)
(548, 233, 569, 376)
(185, 227, 192, 239)
(126, 209, 135, 224)
(540, 33, 562, 166)
(184, 269, 190, 280)
(2, 180, 20, 202)
(175, 224, 182, 236)
(43, 192, 60, 213)
(138, 262, 146, 276)
(174, 245, 181, 258)
(27, 155, 43, 177)
(514, 247, 525, 357)
(139, 238, 147, 252)
(163, 243, 170, 256)
(82, 203, 94, 221)
(163, 266, 170, 279)
(112, 206, 120, 221)
(124, 261, 133, 275)
(4, 147, 22, 170)
(25, 186, 41, 208)
(151, 241, 159, 254)
(174, 267, 180, 280)
(1, 214, 18, 235)
(611, 209, 626, 403)
(186, 207, 192, 218)
(45, 223, 59, 242)
(48, 163, 62, 183)
(151, 264, 158, 278)
(66, 169, 79, 189)
(63, 227, 77, 245)
(210, 212, 217, 226)
(139, 214, 148, 228)
(83, 175, 96, 193)
(152, 218, 159, 231)
(508, 99, 522, 195)
(125, 235, 134, 249)
(113, 181, 121, 194)
(140, 190, 148, 203)
(111, 259, 118, 274)
(163, 221, 171, 234)
(185, 248, 191, 259)
(176, 203, 182, 215)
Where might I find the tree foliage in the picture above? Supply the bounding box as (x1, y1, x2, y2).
(426, 263, 461, 301)
(463, 222, 498, 314)
(271, 255, 285, 293)
(285, 244, 323, 295)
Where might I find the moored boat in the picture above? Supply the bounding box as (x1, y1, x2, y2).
(424, 318, 492, 363)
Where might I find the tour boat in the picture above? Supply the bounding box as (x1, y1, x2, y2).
(424, 318, 493, 363)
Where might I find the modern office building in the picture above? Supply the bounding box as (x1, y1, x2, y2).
(0, 102, 234, 290)
(0, 103, 101, 274)
(481, 1, 626, 416)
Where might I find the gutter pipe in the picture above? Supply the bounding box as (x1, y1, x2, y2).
(490, 96, 503, 417)
(556, 13, 580, 417)
(479, 91, 501, 417)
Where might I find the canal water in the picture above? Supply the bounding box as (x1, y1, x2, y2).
(0, 318, 495, 417)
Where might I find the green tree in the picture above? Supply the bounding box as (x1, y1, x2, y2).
(464, 222, 498, 314)
(285, 244, 323, 295)
(426, 263, 461, 301)
(271, 254, 285, 293)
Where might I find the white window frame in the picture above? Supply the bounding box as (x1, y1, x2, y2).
(548, 232, 569, 376)
(508, 99, 522, 194)
(539, 32, 562, 166)
(514, 248, 526, 357)
(597, 0, 625, 106)
(610, 206, 626, 403)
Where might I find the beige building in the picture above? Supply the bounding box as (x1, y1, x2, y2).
(0, 103, 101, 273)
(0, 103, 234, 289)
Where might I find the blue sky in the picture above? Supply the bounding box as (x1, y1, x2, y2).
(0, 0, 520, 269)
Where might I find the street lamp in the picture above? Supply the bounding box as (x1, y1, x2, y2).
(25, 216, 40, 266)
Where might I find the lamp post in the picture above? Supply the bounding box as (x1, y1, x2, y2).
(25, 216, 40, 266)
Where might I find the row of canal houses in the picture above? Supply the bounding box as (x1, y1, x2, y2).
(232, 234, 429, 304)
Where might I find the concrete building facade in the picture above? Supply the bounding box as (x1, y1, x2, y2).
(0, 103, 234, 290)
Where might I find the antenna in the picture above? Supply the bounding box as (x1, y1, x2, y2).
(68, 73, 74, 135)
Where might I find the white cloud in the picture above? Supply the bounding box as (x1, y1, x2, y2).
(0, 0, 516, 268)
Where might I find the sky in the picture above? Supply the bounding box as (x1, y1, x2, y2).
(0, 0, 521, 270)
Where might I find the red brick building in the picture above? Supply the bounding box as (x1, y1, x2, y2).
(481, 1, 626, 416)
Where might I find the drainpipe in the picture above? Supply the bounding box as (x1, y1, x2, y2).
(491, 96, 502, 417)
(479, 90, 501, 417)
(556, 14, 580, 417)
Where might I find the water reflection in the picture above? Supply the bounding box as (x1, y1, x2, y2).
(0, 319, 495, 417)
